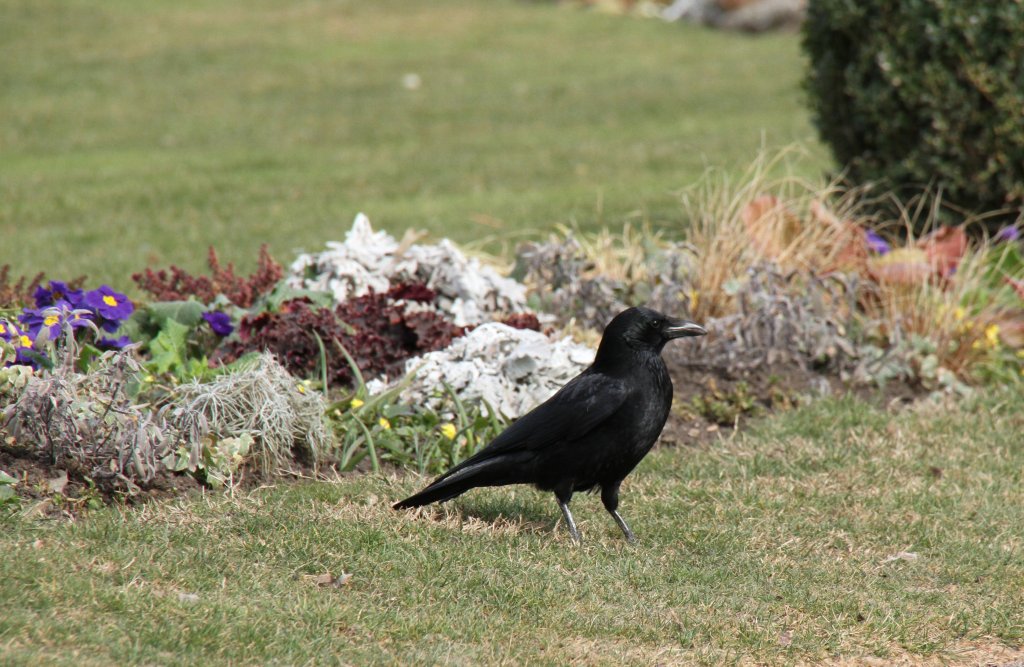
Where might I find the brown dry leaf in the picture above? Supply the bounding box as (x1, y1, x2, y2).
(742, 194, 803, 259)
(307, 572, 352, 589)
(778, 629, 793, 647)
(810, 199, 868, 273)
(993, 315, 1024, 348)
(867, 248, 932, 285)
(1005, 276, 1024, 301)
(917, 225, 967, 277)
(47, 471, 68, 495)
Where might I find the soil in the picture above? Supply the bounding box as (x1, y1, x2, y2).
(1, 356, 925, 517)
(0, 447, 205, 519)
(661, 355, 923, 448)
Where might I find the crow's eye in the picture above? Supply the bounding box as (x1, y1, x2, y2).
(650, 319, 662, 329)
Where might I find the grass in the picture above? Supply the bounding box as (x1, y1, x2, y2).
(9, 2, 1018, 664)
(1, 0, 822, 286)
(2, 392, 1022, 665)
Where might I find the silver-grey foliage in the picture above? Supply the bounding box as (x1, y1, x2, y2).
(518, 235, 866, 379)
(368, 323, 596, 420)
(516, 234, 690, 329)
(163, 353, 329, 475)
(1, 347, 174, 489)
(288, 213, 528, 326)
(671, 263, 861, 376)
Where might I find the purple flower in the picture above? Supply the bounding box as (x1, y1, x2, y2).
(84, 285, 134, 324)
(865, 229, 891, 255)
(0, 319, 14, 341)
(64, 307, 95, 330)
(17, 304, 94, 342)
(1, 322, 43, 367)
(34, 281, 84, 309)
(995, 226, 1020, 244)
(202, 311, 234, 337)
(18, 308, 62, 341)
(96, 335, 133, 350)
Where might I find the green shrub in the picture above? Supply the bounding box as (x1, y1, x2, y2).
(803, 0, 1024, 231)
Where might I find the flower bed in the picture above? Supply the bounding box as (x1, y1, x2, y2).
(2, 188, 1022, 508)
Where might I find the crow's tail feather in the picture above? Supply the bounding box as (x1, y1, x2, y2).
(392, 454, 528, 509)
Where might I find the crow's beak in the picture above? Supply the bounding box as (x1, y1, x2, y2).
(664, 319, 707, 338)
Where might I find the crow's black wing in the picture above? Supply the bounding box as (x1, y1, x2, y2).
(392, 370, 631, 509)
(450, 370, 629, 469)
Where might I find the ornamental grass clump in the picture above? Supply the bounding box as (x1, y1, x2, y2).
(164, 353, 329, 478)
(517, 150, 1024, 387)
(859, 235, 1023, 385)
(679, 151, 871, 322)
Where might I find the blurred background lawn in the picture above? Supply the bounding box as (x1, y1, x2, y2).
(1, 0, 824, 286)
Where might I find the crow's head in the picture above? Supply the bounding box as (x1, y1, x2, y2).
(600, 306, 706, 356)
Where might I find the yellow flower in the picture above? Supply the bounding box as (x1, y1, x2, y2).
(378, 417, 391, 430)
(1017, 349, 1024, 359)
(440, 423, 457, 440)
(16, 335, 31, 349)
(350, 398, 365, 409)
(689, 289, 699, 312)
(296, 383, 307, 394)
(985, 324, 1001, 348)
(953, 307, 966, 321)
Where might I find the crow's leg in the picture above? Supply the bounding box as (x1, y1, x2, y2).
(601, 481, 636, 543)
(554, 489, 581, 544)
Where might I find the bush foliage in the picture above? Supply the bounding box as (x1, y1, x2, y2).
(803, 0, 1024, 229)
(218, 285, 464, 388)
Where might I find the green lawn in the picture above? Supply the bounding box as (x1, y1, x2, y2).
(14, 3, 1014, 665)
(1, 0, 821, 286)
(2, 393, 1022, 665)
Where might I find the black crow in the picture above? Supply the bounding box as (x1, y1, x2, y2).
(393, 306, 706, 543)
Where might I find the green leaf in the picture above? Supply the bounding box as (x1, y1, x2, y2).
(145, 300, 207, 328)
(262, 284, 334, 311)
(18, 349, 53, 371)
(147, 319, 192, 375)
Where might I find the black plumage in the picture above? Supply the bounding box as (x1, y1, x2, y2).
(393, 306, 706, 543)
